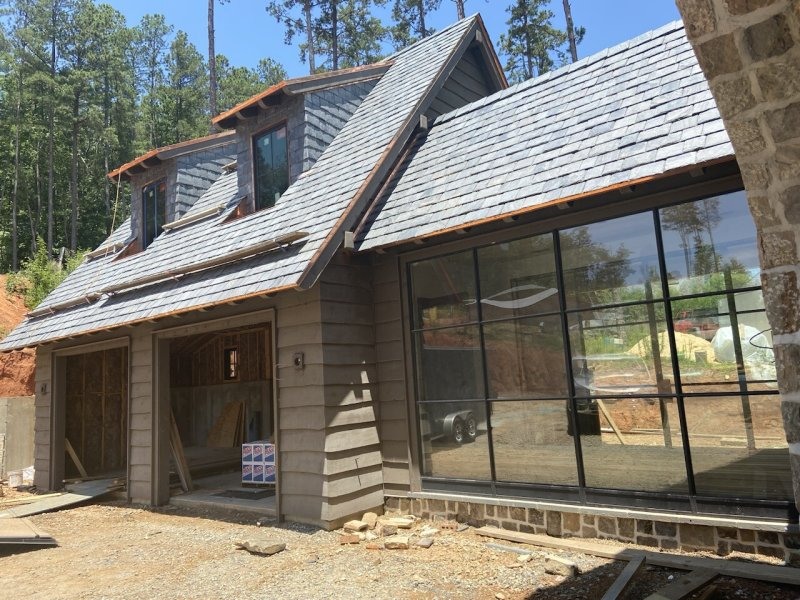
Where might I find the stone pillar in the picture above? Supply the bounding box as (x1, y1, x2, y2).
(675, 0, 800, 508)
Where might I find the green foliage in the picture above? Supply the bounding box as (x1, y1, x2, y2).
(390, 0, 440, 49)
(6, 238, 86, 308)
(217, 54, 287, 113)
(498, 0, 570, 83)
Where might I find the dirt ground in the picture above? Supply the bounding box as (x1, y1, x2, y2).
(0, 275, 35, 396)
(0, 495, 798, 599)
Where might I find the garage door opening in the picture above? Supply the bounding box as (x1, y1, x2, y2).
(168, 323, 274, 508)
(64, 347, 128, 480)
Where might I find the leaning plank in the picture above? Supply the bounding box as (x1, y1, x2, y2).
(601, 554, 646, 600)
(170, 411, 193, 492)
(644, 569, 719, 600)
(0, 518, 57, 546)
(0, 493, 63, 508)
(476, 527, 800, 586)
(0, 478, 122, 519)
(596, 399, 626, 445)
(64, 438, 88, 479)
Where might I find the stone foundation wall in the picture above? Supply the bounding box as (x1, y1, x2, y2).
(386, 496, 800, 565)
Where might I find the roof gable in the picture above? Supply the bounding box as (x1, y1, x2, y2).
(1, 15, 489, 351)
(357, 21, 734, 251)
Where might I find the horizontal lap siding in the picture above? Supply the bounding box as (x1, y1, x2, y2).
(128, 332, 152, 502)
(372, 254, 411, 494)
(33, 352, 52, 489)
(317, 254, 384, 524)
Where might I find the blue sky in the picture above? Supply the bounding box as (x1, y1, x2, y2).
(104, 0, 680, 77)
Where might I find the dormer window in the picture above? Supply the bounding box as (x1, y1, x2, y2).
(253, 124, 289, 210)
(143, 179, 167, 249)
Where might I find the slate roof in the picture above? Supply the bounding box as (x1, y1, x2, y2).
(0, 16, 481, 350)
(357, 21, 734, 250)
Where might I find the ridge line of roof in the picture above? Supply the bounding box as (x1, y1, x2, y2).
(386, 13, 479, 61)
(431, 20, 686, 130)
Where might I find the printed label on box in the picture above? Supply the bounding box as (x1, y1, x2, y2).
(253, 464, 265, 483)
(264, 464, 276, 483)
(252, 444, 264, 462)
(263, 444, 275, 463)
(242, 464, 253, 482)
(242, 445, 253, 462)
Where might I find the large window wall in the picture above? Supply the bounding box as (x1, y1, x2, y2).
(408, 190, 792, 516)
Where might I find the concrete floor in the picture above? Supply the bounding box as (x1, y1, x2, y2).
(170, 471, 276, 516)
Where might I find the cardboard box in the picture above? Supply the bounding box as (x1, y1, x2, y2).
(242, 464, 254, 483)
(263, 464, 276, 483)
(263, 443, 275, 463)
(242, 445, 253, 462)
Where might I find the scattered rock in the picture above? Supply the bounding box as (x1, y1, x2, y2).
(517, 554, 533, 563)
(362, 512, 379, 529)
(234, 539, 286, 556)
(357, 532, 367, 541)
(544, 555, 578, 578)
(384, 535, 410, 550)
(339, 534, 361, 545)
(496, 593, 506, 599)
(366, 542, 383, 550)
(419, 527, 439, 538)
(255, 517, 273, 527)
(457, 524, 469, 532)
(416, 537, 434, 549)
(382, 525, 398, 536)
(384, 517, 414, 529)
(506, 563, 523, 568)
(343, 520, 368, 532)
(365, 531, 378, 542)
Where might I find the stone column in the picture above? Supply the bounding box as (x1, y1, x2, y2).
(675, 0, 800, 508)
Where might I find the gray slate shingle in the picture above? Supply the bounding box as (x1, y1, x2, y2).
(0, 17, 477, 351)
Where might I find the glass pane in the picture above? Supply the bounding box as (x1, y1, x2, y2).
(254, 125, 289, 210)
(419, 401, 491, 480)
(685, 396, 791, 499)
(561, 212, 661, 308)
(661, 191, 760, 296)
(477, 234, 559, 320)
(410, 251, 477, 329)
(492, 400, 578, 485)
(415, 327, 484, 401)
(580, 396, 689, 492)
(484, 316, 568, 399)
(569, 304, 675, 397)
(672, 295, 777, 393)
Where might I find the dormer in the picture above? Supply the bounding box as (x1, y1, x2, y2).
(213, 64, 392, 213)
(107, 132, 237, 250)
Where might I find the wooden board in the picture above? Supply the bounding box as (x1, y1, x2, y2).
(170, 411, 193, 492)
(64, 438, 88, 479)
(601, 554, 646, 600)
(207, 401, 244, 447)
(0, 478, 123, 519)
(644, 569, 719, 600)
(0, 518, 57, 546)
(476, 527, 800, 586)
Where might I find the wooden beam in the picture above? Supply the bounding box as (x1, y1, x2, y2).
(169, 410, 193, 492)
(644, 569, 719, 600)
(476, 527, 800, 586)
(596, 399, 626, 445)
(65, 438, 88, 479)
(601, 554, 646, 600)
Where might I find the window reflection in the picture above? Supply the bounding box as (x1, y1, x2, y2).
(410, 251, 477, 329)
(419, 401, 491, 480)
(415, 327, 484, 401)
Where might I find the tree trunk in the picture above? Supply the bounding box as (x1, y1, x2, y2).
(563, 0, 578, 63)
(11, 67, 22, 271)
(47, 3, 57, 255)
(70, 90, 80, 251)
(523, 11, 533, 79)
(103, 74, 111, 235)
(305, 0, 315, 74)
(418, 0, 427, 38)
(208, 0, 218, 124)
(455, 0, 465, 20)
(331, 0, 338, 70)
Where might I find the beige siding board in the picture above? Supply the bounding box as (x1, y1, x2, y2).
(320, 264, 372, 290)
(378, 400, 408, 421)
(280, 406, 326, 431)
(380, 418, 410, 442)
(321, 344, 377, 365)
(323, 467, 383, 498)
(320, 364, 378, 386)
(279, 451, 325, 474)
(276, 323, 324, 346)
(376, 359, 405, 382)
(319, 282, 373, 304)
(371, 256, 400, 285)
(34, 416, 51, 431)
(281, 494, 326, 526)
(279, 428, 326, 452)
(279, 385, 373, 409)
(33, 430, 50, 445)
(277, 385, 328, 408)
(131, 348, 151, 368)
(376, 342, 404, 364)
(129, 413, 151, 431)
(130, 382, 151, 400)
(320, 324, 374, 345)
(383, 463, 412, 486)
(381, 440, 410, 463)
(130, 365, 153, 384)
(325, 404, 377, 428)
(34, 444, 50, 461)
(324, 427, 379, 452)
(129, 429, 151, 447)
(129, 464, 151, 483)
(322, 487, 385, 523)
(320, 302, 374, 326)
(129, 396, 152, 415)
(375, 326, 403, 345)
(373, 301, 401, 325)
(323, 449, 382, 476)
(130, 446, 151, 465)
(280, 471, 325, 496)
(129, 481, 150, 503)
(34, 405, 51, 420)
(274, 301, 321, 328)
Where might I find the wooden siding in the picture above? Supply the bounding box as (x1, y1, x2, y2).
(32, 351, 52, 489)
(371, 253, 411, 494)
(426, 47, 494, 120)
(129, 331, 152, 503)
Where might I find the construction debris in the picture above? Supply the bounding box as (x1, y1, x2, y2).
(234, 539, 286, 556)
(0, 478, 123, 519)
(0, 518, 56, 548)
(384, 535, 410, 550)
(544, 555, 578, 578)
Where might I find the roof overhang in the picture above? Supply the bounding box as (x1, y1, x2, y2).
(107, 131, 236, 181)
(212, 62, 393, 130)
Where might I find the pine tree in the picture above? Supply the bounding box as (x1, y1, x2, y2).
(217, 55, 286, 113)
(163, 31, 208, 143)
(390, 0, 440, 49)
(266, 0, 317, 74)
(317, 0, 387, 69)
(134, 14, 172, 150)
(499, 0, 569, 83)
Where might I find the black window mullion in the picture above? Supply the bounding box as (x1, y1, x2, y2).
(554, 230, 587, 498)
(653, 209, 697, 502)
(472, 247, 497, 489)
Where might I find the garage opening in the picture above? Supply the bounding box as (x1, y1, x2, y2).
(64, 347, 128, 479)
(168, 323, 274, 505)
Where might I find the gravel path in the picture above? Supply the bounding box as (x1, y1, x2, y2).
(0, 500, 798, 599)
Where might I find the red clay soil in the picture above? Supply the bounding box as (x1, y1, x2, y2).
(0, 275, 34, 396)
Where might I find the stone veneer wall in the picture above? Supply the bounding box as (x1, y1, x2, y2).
(386, 497, 800, 565)
(674, 0, 800, 508)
